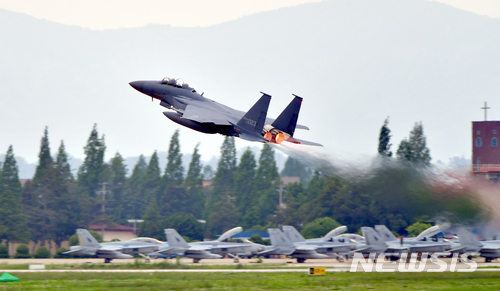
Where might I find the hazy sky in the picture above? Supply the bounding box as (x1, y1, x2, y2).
(1, 0, 499, 170)
(0, 0, 498, 29)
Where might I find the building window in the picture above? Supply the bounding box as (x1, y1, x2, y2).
(477, 130, 481, 135)
(476, 138, 482, 147)
(494, 130, 497, 135)
(493, 138, 498, 147)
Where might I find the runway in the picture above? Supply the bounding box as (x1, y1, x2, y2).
(1, 257, 500, 273)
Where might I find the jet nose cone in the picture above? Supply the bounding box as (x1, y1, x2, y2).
(129, 81, 145, 92)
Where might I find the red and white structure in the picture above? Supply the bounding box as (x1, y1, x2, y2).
(472, 103, 500, 180)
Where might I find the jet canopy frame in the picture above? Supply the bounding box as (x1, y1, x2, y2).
(159, 77, 194, 91)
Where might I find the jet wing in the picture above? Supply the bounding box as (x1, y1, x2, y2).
(406, 244, 449, 253)
(184, 247, 222, 259)
(285, 136, 323, 146)
(385, 246, 409, 253)
(95, 249, 134, 259)
(63, 246, 97, 256)
(182, 104, 232, 125)
(258, 247, 294, 256)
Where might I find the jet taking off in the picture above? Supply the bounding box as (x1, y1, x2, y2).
(129, 77, 322, 146)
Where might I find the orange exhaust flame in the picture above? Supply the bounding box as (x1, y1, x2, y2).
(276, 132, 285, 144)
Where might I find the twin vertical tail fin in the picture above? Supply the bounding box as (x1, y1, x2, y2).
(361, 227, 386, 247)
(165, 229, 190, 248)
(76, 229, 101, 248)
(268, 228, 295, 248)
(271, 95, 302, 136)
(374, 225, 398, 242)
(283, 225, 306, 243)
(236, 93, 271, 142)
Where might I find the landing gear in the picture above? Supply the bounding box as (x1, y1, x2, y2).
(297, 258, 306, 263)
(193, 258, 200, 263)
(139, 253, 151, 263)
(104, 258, 112, 264)
(485, 257, 492, 263)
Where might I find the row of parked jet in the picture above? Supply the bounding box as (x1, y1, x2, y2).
(64, 225, 500, 264)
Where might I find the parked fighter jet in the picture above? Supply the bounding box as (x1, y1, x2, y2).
(282, 225, 356, 261)
(129, 77, 321, 146)
(63, 229, 162, 263)
(375, 225, 451, 253)
(299, 225, 348, 243)
(258, 228, 328, 263)
(158, 229, 222, 263)
(455, 228, 500, 262)
(189, 227, 265, 262)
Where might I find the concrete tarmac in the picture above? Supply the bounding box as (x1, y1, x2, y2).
(1, 257, 500, 272)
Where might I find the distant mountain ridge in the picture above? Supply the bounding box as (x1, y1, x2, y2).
(1, 0, 499, 168)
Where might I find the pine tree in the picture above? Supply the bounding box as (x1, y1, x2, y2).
(164, 130, 184, 186)
(211, 136, 237, 195)
(251, 144, 280, 226)
(144, 151, 162, 203)
(54, 141, 73, 182)
(123, 156, 147, 221)
(205, 136, 237, 236)
(139, 199, 164, 240)
(396, 138, 412, 161)
(396, 122, 431, 166)
(185, 144, 203, 189)
(106, 152, 128, 223)
(33, 127, 54, 181)
(77, 124, 107, 197)
(24, 128, 57, 247)
(233, 148, 256, 228)
(0, 189, 30, 250)
(378, 118, 393, 157)
(160, 130, 186, 217)
(184, 144, 204, 217)
(51, 141, 79, 248)
(164, 213, 204, 241)
(1, 145, 22, 199)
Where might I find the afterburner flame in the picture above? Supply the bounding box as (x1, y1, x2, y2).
(276, 132, 285, 144)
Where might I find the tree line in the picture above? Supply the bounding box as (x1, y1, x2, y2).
(0, 121, 482, 250)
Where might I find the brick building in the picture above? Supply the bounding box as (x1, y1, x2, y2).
(472, 120, 500, 180)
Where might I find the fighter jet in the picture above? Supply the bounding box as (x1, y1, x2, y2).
(157, 229, 222, 263)
(375, 225, 451, 253)
(295, 225, 348, 243)
(258, 228, 328, 263)
(454, 228, 500, 262)
(187, 227, 265, 262)
(129, 77, 322, 146)
(63, 229, 162, 263)
(282, 225, 356, 261)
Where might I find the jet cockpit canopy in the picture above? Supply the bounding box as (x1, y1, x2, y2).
(159, 77, 193, 90)
(130, 237, 164, 244)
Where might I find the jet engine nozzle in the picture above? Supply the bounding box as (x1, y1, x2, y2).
(263, 126, 286, 144)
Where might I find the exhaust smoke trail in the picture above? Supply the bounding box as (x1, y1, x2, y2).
(274, 144, 493, 232)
